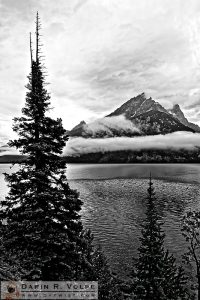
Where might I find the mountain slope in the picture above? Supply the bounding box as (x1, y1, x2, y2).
(68, 116, 140, 138)
(168, 104, 200, 132)
(134, 110, 194, 135)
(107, 93, 168, 119)
(67, 121, 86, 137)
(68, 93, 198, 137)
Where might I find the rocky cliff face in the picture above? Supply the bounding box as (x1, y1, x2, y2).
(67, 121, 86, 137)
(168, 104, 200, 132)
(68, 93, 198, 137)
(107, 93, 168, 119)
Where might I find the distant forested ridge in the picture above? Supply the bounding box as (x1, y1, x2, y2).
(65, 148, 200, 163)
(0, 148, 200, 164)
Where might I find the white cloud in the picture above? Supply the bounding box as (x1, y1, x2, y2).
(83, 115, 140, 137)
(64, 132, 200, 156)
(1, 132, 200, 156)
(0, 145, 19, 156)
(0, 149, 20, 156)
(1, 0, 200, 135)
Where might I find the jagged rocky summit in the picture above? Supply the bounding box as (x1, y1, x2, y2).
(67, 93, 200, 138)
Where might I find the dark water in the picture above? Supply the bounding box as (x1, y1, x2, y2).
(0, 163, 200, 277)
(67, 164, 200, 278)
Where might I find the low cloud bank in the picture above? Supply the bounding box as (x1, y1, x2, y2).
(1, 132, 200, 157)
(64, 132, 200, 156)
(0, 147, 20, 156)
(83, 115, 140, 137)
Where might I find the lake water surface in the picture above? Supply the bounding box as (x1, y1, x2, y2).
(0, 163, 200, 277)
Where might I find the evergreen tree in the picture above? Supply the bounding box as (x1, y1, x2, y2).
(0, 13, 91, 280)
(182, 210, 200, 300)
(0, 233, 24, 280)
(0, 253, 15, 281)
(91, 245, 124, 300)
(131, 176, 189, 300)
(80, 230, 124, 299)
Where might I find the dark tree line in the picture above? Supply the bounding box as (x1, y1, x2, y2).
(66, 148, 200, 164)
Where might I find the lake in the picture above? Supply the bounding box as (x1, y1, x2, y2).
(0, 163, 200, 278)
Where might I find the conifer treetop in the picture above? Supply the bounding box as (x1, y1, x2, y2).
(36, 12, 42, 63)
(132, 177, 189, 300)
(0, 14, 88, 281)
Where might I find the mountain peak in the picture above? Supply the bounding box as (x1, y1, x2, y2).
(139, 92, 146, 98)
(107, 93, 168, 119)
(79, 120, 86, 125)
(169, 104, 185, 120)
(168, 104, 200, 132)
(68, 120, 86, 136)
(68, 93, 200, 138)
(131, 92, 148, 100)
(128, 92, 146, 102)
(172, 104, 181, 110)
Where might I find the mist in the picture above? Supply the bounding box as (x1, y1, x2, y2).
(0, 147, 20, 156)
(82, 115, 140, 137)
(64, 132, 200, 156)
(1, 132, 199, 157)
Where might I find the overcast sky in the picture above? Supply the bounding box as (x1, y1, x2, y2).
(1, 0, 200, 144)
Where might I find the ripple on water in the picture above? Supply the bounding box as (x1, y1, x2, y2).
(0, 164, 199, 278)
(69, 178, 200, 276)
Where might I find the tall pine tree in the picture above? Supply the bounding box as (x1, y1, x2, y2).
(79, 230, 124, 299)
(131, 176, 190, 300)
(0, 13, 91, 280)
(92, 246, 124, 300)
(182, 210, 200, 300)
